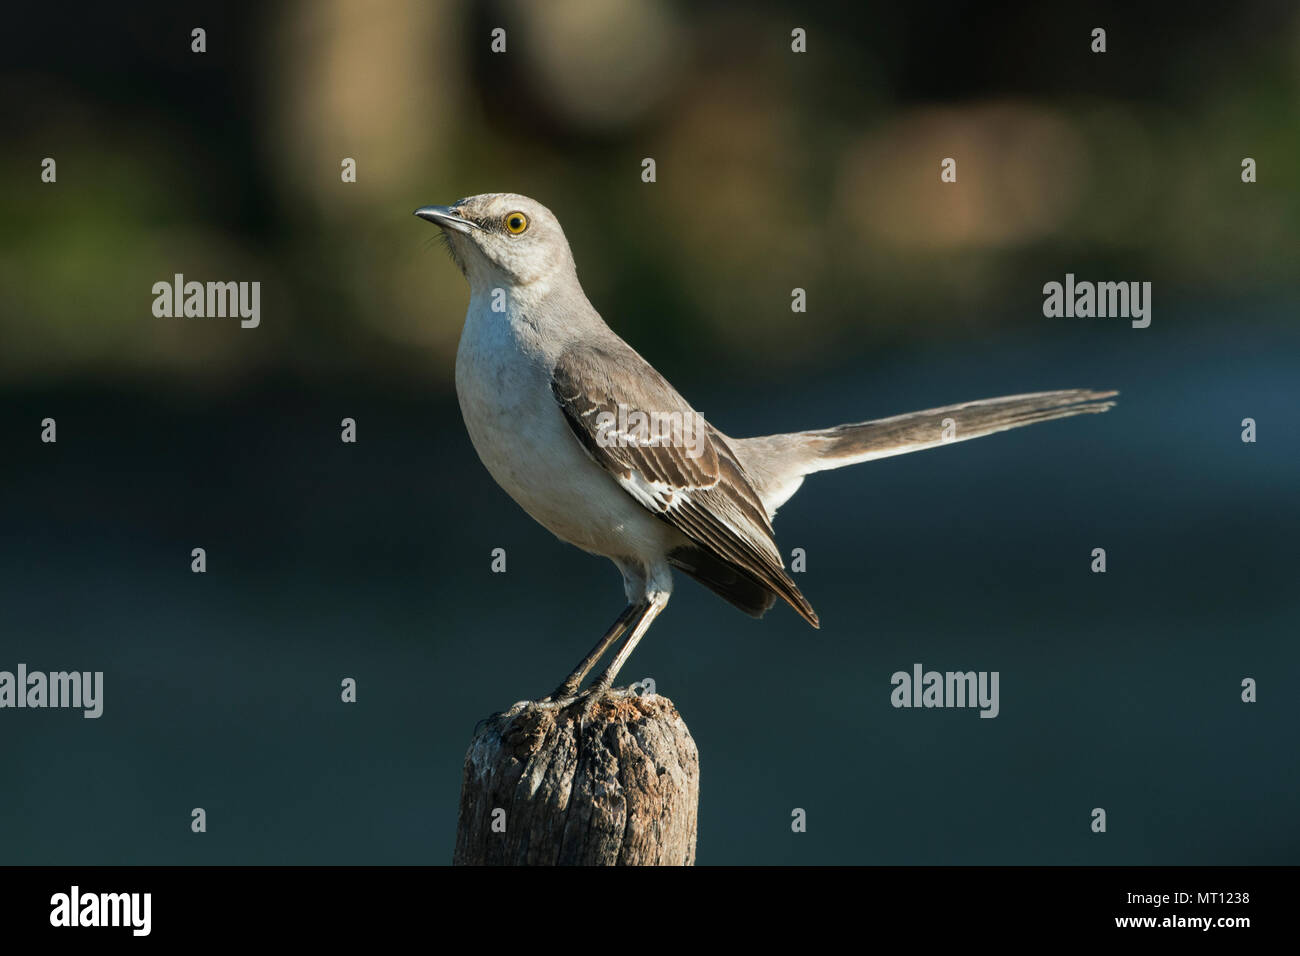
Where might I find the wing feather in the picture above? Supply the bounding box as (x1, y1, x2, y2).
(551, 342, 819, 627)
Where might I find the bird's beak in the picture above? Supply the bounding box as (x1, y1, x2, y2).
(414, 205, 479, 235)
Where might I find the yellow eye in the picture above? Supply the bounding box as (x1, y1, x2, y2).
(504, 212, 529, 234)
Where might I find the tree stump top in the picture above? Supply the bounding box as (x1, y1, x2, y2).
(454, 689, 700, 866)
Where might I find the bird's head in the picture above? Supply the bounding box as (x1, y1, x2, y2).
(415, 192, 575, 293)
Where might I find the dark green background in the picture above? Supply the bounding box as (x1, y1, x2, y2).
(2, 1, 1297, 864)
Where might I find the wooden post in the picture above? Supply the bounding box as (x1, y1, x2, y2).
(453, 688, 700, 865)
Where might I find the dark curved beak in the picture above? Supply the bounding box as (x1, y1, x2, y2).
(414, 205, 479, 235)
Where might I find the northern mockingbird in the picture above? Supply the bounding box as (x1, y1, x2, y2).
(416, 193, 1116, 704)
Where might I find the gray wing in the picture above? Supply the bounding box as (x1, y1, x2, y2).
(550, 342, 819, 627)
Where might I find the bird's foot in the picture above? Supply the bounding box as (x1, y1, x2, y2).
(533, 686, 609, 722)
(574, 672, 619, 721)
(541, 678, 581, 705)
(577, 687, 610, 722)
(535, 675, 618, 722)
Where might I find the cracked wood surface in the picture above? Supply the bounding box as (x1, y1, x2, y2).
(453, 689, 699, 865)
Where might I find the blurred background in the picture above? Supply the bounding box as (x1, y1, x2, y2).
(1, 0, 1297, 864)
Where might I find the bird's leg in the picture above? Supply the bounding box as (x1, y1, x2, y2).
(546, 601, 644, 701)
(582, 592, 669, 713)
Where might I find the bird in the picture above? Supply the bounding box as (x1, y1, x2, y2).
(415, 193, 1117, 705)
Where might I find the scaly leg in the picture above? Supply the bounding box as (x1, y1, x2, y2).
(547, 601, 645, 701)
(582, 591, 670, 711)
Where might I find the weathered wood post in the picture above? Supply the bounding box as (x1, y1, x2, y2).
(453, 687, 699, 865)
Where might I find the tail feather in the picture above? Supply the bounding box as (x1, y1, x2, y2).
(730, 389, 1118, 517)
(667, 544, 782, 620)
(807, 388, 1118, 471)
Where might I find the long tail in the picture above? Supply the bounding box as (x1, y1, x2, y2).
(730, 389, 1118, 517)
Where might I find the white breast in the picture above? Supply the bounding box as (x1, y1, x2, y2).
(453, 298, 679, 562)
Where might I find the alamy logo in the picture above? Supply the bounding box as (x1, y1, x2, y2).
(0, 664, 103, 718)
(595, 404, 708, 459)
(1042, 273, 1151, 328)
(152, 273, 260, 328)
(890, 663, 999, 718)
(50, 886, 151, 936)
